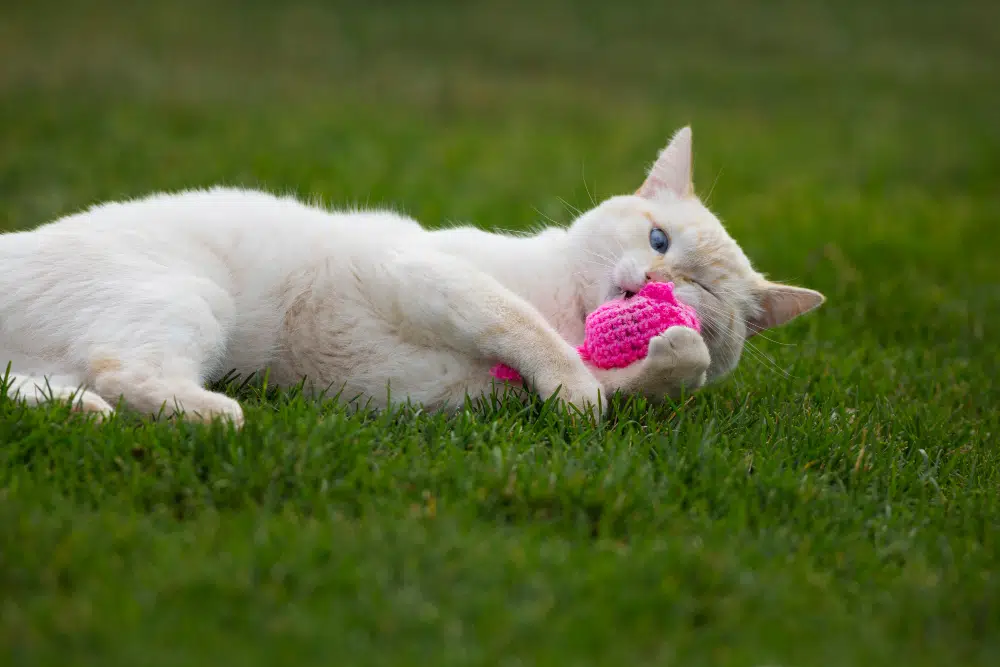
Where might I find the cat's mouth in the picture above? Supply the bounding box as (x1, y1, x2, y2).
(608, 280, 644, 302)
(617, 277, 714, 304)
(615, 281, 646, 300)
(610, 286, 638, 301)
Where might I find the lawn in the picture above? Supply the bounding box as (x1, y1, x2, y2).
(1, 0, 999, 664)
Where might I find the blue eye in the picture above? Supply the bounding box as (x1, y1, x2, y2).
(649, 228, 670, 254)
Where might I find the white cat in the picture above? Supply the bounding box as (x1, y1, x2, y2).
(0, 127, 823, 426)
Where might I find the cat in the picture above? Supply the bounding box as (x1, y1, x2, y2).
(0, 127, 824, 426)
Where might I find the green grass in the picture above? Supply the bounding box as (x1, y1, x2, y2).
(2, 0, 999, 664)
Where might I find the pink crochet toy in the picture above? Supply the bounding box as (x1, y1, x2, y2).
(490, 281, 701, 383)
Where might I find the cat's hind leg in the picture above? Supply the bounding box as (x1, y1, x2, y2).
(79, 276, 245, 427)
(85, 335, 244, 428)
(91, 364, 243, 426)
(1, 370, 115, 418)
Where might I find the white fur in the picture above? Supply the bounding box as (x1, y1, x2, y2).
(0, 128, 824, 425)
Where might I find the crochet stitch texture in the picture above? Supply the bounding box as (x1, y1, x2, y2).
(490, 281, 701, 382)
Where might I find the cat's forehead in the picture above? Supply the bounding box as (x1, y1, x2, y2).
(608, 194, 756, 272)
(606, 195, 731, 240)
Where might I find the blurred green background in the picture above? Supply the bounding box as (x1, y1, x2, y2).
(1, 1, 998, 665)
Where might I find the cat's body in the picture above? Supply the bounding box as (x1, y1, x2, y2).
(0, 128, 824, 425)
(2, 188, 595, 413)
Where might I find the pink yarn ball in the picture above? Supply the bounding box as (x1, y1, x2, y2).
(490, 281, 701, 382)
(577, 281, 701, 369)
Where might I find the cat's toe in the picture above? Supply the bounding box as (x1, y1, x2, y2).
(71, 391, 116, 421)
(647, 326, 710, 387)
(649, 326, 707, 360)
(189, 396, 245, 428)
(167, 390, 245, 428)
(554, 373, 606, 419)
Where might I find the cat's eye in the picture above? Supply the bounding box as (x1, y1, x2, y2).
(649, 228, 670, 254)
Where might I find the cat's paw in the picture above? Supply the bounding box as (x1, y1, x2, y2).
(645, 326, 711, 393)
(558, 372, 606, 418)
(70, 390, 116, 421)
(537, 369, 605, 418)
(177, 392, 245, 428)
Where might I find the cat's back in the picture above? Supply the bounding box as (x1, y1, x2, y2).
(16, 186, 417, 238)
(0, 186, 427, 302)
(3, 187, 423, 263)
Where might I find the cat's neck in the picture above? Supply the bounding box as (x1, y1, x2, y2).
(428, 225, 589, 343)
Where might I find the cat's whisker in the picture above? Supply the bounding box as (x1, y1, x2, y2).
(558, 197, 584, 218)
(704, 167, 724, 205)
(743, 339, 795, 380)
(579, 259, 613, 271)
(675, 279, 796, 349)
(696, 284, 797, 347)
(583, 249, 616, 267)
(531, 206, 563, 228)
(584, 251, 615, 265)
(696, 300, 790, 357)
(582, 163, 598, 207)
(685, 297, 797, 381)
(744, 325, 794, 347)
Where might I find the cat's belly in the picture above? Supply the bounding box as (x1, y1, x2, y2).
(211, 307, 285, 382)
(262, 279, 506, 411)
(272, 324, 501, 410)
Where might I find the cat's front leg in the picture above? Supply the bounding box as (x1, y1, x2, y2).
(379, 252, 605, 416)
(593, 326, 710, 403)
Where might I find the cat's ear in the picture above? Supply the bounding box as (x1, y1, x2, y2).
(637, 126, 694, 199)
(747, 283, 825, 336)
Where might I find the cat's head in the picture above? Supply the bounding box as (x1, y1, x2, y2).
(567, 126, 825, 381)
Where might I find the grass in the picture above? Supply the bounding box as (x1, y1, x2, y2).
(1, 0, 999, 664)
